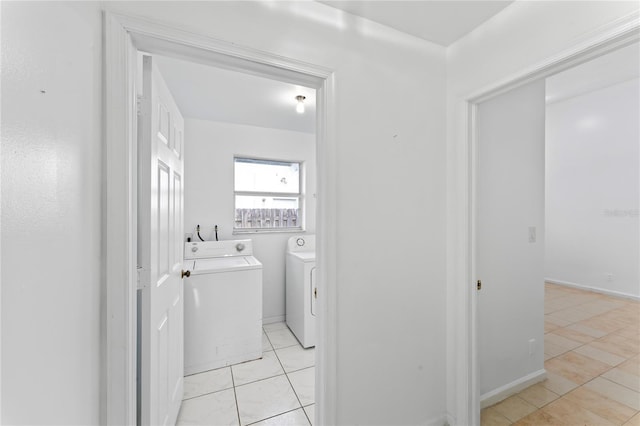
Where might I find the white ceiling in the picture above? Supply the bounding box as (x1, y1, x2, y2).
(154, 55, 317, 134)
(546, 43, 640, 104)
(154, 4, 637, 134)
(317, 0, 515, 46)
(154, 1, 517, 132)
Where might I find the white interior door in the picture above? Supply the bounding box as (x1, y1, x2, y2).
(476, 80, 546, 399)
(138, 55, 185, 426)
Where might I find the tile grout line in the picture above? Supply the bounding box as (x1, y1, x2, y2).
(547, 372, 638, 426)
(544, 302, 633, 361)
(187, 324, 312, 425)
(547, 293, 631, 326)
(264, 324, 303, 351)
(545, 308, 634, 364)
(270, 327, 313, 426)
(485, 286, 639, 425)
(540, 290, 640, 422)
(235, 325, 308, 425)
(234, 372, 288, 388)
(230, 364, 242, 426)
(286, 365, 316, 374)
(240, 329, 314, 386)
(182, 382, 235, 401)
(244, 407, 307, 426)
(274, 343, 307, 413)
(544, 333, 621, 390)
(233, 326, 275, 426)
(592, 374, 640, 396)
(544, 286, 621, 313)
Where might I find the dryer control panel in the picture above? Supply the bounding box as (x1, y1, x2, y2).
(286, 235, 315, 253)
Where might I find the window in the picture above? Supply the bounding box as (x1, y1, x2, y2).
(234, 157, 302, 231)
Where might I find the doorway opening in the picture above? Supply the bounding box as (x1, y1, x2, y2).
(472, 40, 639, 425)
(145, 52, 318, 424)
(104, 13, 337, 425)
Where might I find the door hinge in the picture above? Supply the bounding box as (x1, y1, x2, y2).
(136, 94, 143, 116)
(137, 266, 149, 290)
(477, 280, 482, 290)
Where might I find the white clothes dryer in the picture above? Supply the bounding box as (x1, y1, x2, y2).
(183, 240, 262, 375)
(286, 235, 316, 348)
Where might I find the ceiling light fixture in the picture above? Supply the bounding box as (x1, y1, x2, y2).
(295, 95, 306, 114)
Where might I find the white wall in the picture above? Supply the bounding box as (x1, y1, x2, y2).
(102, 4, 448, 424)
(545, 78, 640, 298)
(4, 1, 448, 424)
(4, 0, 636, 423)
(184, 119, 316, 323)
(1, 2, 102, 424)
(445, 2, 640, 423)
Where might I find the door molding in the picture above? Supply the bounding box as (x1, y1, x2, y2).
(104, 12, 338, 425)
(449, 11, 639, 425)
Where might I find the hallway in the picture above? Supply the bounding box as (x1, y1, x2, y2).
(482, 283, 640, 425)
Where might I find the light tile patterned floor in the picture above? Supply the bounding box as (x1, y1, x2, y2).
(482, 283, 640, 426)
(177, 322, 315, 426)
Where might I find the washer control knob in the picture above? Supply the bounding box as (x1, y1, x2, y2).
(191, 246, 198, 253)
(296, 238, 305, 247)
(236, 243, 245, 252)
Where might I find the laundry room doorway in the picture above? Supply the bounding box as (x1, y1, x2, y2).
(473, 42, 640, 424)
(104, 13, 338, 425)
(145, 50, 319, 424)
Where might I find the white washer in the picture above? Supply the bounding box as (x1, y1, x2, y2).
(183, 240, 262, 375)
(286, 235, 316, 348)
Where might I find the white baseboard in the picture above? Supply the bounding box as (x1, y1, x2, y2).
(262, 314, 285, 325)
(424, 413, 449, 426)
(444, 412, 456, 426)
(480, 369, 546, 409)
(546, 278, 640, 301)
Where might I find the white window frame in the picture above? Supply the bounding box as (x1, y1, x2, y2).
(233, 156, 304, 233)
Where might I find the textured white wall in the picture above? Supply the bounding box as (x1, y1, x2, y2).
(4, 1, 448, 423)
(5, 0, 636, 423)
(105, 3, 448, 424)
(545, 78, 640, 298)
(184, 119, 316, 322)
(1, 2, 102, 424)
(446, 2, 640, 422)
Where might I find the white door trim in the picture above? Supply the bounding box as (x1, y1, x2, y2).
(450, 11, 639, 426)
(104, 12, 338, 425)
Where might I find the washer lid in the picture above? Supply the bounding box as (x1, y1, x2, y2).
(190, 256, 262, 274)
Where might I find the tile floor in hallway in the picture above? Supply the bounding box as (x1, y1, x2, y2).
(482, 283, 640, 426)
(177, 322, 315, 426)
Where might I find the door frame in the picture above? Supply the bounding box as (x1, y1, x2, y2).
(450, 11, 639, 426)
(104, 12, 338, 425)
